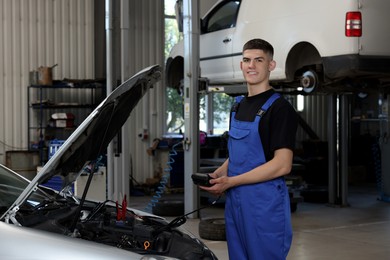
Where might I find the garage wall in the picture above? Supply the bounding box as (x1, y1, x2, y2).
(0, 0, 95, 163)
(113, 0, 165, 184)
(0, 0, 166, 185)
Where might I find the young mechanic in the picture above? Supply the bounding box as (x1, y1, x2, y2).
(201, 38, 298, 259)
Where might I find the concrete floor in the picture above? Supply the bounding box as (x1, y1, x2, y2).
(129, 183, 390, 260)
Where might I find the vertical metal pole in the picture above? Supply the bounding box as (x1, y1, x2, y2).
(120, 0, 130, 199)
(328, 94, 337, 204)
(183, 0, 200, 218)
(105, 0, 114, 200)
(339, 94, 349, 206)
(380, 93, 390, 200)
(39, 87, 44, 165)
(206, 93, 214, 134)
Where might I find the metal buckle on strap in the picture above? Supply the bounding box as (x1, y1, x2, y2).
(257, 109, 265, 116)
(232, 102, 240, 112)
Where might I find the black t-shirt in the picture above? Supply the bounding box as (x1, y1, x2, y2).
(231, 89, 298, 162)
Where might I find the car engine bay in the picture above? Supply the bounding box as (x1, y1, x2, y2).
(13, 191, 216, 260)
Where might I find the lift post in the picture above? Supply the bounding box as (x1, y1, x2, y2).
(183, 0, 200, 218)
(328, 94, 349, 207)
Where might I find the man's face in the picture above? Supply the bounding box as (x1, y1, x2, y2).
(240, 49, 275, 86)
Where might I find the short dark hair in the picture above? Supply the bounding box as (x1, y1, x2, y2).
(243, 38, 274, 58)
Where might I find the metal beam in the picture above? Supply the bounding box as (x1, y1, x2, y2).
(339, 94, 349, 206)
(183, 0, 200, 218)
(105, 0, 114, 200)
(120, 0, 130, 200)
(328, 94, 337, 204)
(328, 94, 349, 207)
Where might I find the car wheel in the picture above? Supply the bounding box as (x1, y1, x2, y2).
(152, 199, 184, 216)
(199, 218, 226, 241)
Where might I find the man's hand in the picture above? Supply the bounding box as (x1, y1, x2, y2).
(199, 159, 231, 196)
(199, 175, 229, 196)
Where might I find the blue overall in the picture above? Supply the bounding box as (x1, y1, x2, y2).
(225, 93, 292, 260)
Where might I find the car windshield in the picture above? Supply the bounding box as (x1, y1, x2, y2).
(0, 165, 55, 216)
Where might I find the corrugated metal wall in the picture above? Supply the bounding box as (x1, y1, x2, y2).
(0, 0, 95, 163)
(119, 0, 165, 184)
(0, 0, 165, 184)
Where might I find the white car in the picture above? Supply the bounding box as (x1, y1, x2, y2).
(166, 0, 390, 94)
(0, 65, 217, 260)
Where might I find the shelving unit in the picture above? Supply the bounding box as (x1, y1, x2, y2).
(28, 80, 105, 165)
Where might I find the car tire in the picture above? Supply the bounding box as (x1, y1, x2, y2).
(199, 218, 226, 241)
(152, 199, 184, 216)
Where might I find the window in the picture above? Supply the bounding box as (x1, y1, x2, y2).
(164, 0, 235, 135)
(165, 0, 184, 133)
(202, 0, 240, 33)
(208, 93, 234, 135)
(165, 0, 182, 59)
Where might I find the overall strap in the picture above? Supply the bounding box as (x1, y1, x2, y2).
(257, 93, 281, 117)
(231, 95, 244, 112)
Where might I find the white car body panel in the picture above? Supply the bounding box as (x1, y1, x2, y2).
(0, 222, 146, 260)
(167, 0, 390, 90)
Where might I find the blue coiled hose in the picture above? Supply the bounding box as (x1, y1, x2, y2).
(144, 141, 182, 213)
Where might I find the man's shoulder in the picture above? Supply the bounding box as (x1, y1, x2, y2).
(269, 96, 298, 120)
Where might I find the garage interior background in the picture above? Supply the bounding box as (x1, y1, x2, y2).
(0, 0, 218, 187)
(0, 0, 387, 201)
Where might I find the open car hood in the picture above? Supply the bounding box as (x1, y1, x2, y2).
(11, 65, 161, 208)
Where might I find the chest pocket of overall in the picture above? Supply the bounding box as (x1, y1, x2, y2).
(228, 126, 251, 168)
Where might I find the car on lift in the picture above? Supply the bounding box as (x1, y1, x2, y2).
(0, 65, 217, 260)
(166, 0, 390, 94)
